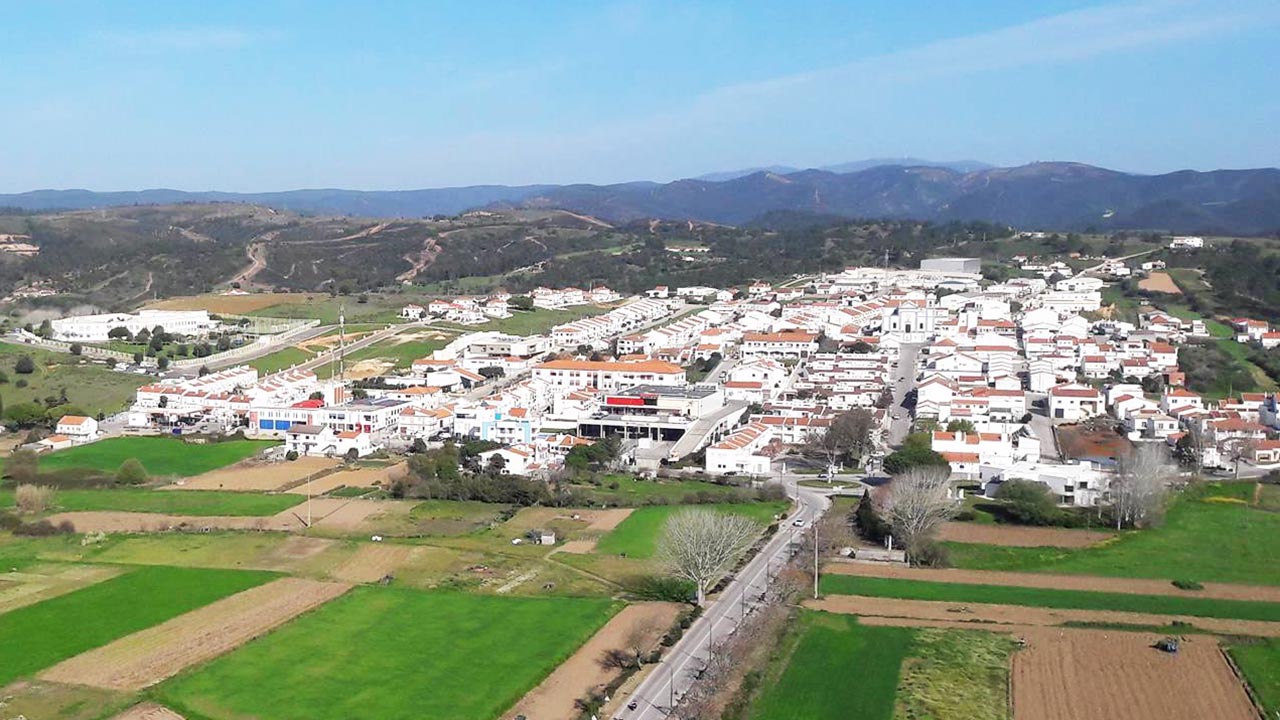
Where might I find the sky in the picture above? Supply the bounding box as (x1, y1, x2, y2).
(1, 0, 1278, 192)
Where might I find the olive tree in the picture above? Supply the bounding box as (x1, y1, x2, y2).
(657, 508, 761, 606)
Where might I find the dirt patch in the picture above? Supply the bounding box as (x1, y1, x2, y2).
(825, 561, 1280, 602)
(346, 358, 395, 380)
(147, 292, 315, 315)
(556, 540, 599, 555)
(0, 564, 124, 614)
(503, 602, 682, 720)
(43, 511, 297, 534)
(1138, 271, 1182, 294)
(807, 594, 1280, 637)
(584, 508, 634, 532)
(937, 522, 1114, 548)
(331, 543, 417, 583)
(1056, 425, 1132, 462)
(307, 498, 387, 529)
(167, 456, 339, 492)
(112, 703, 187, 720)
(286, 462, 405, 496)
(40, 578, 351, 691)
(1012, 628, 1253, 720)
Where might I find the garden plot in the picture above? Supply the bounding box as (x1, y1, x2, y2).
(938, 522, 1113, 548)
(1012, 628, 1254, 720)
(331, 543, 419, 583)
(168, 456, 338, 492)
(42, 510, 297, 534)
(286, 462, 405, 496)
(40, 577, 350, 691)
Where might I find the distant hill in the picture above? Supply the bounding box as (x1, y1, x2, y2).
(518, 162, 1280, 235)
(3, 160, 1279, 235)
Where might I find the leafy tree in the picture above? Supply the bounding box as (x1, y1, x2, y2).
(882, 432, 948, 475)
(14, 355, 35, 374)
(5, 402, 45, 428)
(944, 419, 976, 433)
(507, 295, 534, 311)
(36, 319, 52, 338)
(116, 458, 148, 485)
(107, 326, 132, 340)
(996, 479, 1062, 526)
(132, 352, 144, 364)
(69, 343, 83, 356)
(157, 356, 170, 371)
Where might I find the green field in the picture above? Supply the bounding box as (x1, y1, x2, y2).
(442, 305, 614, 336)
(246, 296, 404, 324)
(577, 475, 752, 505)
(750, 613, 911, 720)
(820, 574, 1280, 622)
(595, 502, 786, 558)
(158, 587, 618, 720)
(247, 346, 313, 374)
(1229, 639, 1280, 717)
(38, 437, 278, 478)
(0, 566, 274, 686)
(345, 338, 448, 368)
(0, 488, 300, 516)
(0, 343, 147, 415)
(947, 482, 1280, 586)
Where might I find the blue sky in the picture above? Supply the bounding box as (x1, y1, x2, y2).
(1, 0, 1277, 192)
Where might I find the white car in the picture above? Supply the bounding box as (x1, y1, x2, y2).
(792, 519, 805, 528)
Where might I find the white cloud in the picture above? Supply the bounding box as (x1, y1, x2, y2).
(96, 26, 267, 53)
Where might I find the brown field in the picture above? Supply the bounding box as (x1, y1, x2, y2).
(938, 522, 1113, 548)
(807, 594, 1280, 637)
(551, 509, 635, 554)
(307, 497, 388, 529)
(146, 292, 315, 314)
(347, 358, 395, 380)
(112, 704, 186, 720)
(824, 561, 1280, 602)
(0, 564, 124, 614)
(286, 462, 405, 496)
(1011, 628, 1253, 720)
(331, 543, 418, 583)
(42, 510, 300, 534)
(1138, 271, 1182, 294)
(504, 602, 682, 720)
(40, 577, 351, 691)
(1056, 425, 1132, 461)
(167, 456, 339, 492)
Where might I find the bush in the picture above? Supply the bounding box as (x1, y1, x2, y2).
(1172, 579, 1204, 591)
(14, 355, 35, 374)
(69, 343, 83, 356)
(996, 479, 1062, 526)
(908, 539, 951, 568)
(631, 575, 696, 603)
(116, 458, 149, 485)
(13, 518, 75, 536)
(14, 484, 56, 514)
(284, 450, 299, 461)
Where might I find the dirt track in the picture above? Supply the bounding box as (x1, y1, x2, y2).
(167, 457, 338, 492)
(937, 522, 1113, 548)
(40, 578, 351, 691)
(807, 594, 1280, 637)
(332, 543, 417, 583)
(503, 602, 682, 720)
(824, 561, 1280, 602)
(1012, 628, 1253, 720)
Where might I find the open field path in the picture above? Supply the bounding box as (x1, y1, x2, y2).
(40, 578, 351, 691)
(807, 594, 1280, 637)
(504, 602, 681, 720)
(826, 560, 1280, 602)
(937, 522, 1113, 547)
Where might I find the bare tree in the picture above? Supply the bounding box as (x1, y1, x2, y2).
(805, 409, 875, 474)
(884, 466, 956, 561)
(657, 508, 761, 606)
(1225, 437, 1258, 480)
(1113, 443, 1174, 529)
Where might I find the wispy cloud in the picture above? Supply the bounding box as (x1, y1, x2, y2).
(95, 26, 268, 53)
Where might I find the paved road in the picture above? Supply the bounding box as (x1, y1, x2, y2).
(1076, 249, 1158, 277)
(618, 477, 831, 720)
(887, 342, 923, 447)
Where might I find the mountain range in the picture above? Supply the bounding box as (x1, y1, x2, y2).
(3, 160, 1278, 235)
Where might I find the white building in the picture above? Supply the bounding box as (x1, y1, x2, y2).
(51, 309, 218, 342)
(704, 422, 774, 475)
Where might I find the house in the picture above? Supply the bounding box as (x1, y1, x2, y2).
(55, 415, 99, 443)
(1047, 384, 1103, 422)
(704, 422, 774, 475)
(400, 304, 426, 320)
(740, 331, 819, 358)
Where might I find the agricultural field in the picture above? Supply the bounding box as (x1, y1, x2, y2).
(343, 335, 449, 369)
(245, 294, 405, 324)
(157, 587, 619, 720)
(1229, 638, 1280, 717)
(247, 345, 313, 374)
(146, 292, 317, 315)
(0, 488, 301, 516)
(595, 501, 787, 558)
(946, 482, 1280, 586)
(0, 343, 148, 415)
(0, 565, 274, 687)
(38, 437, 278, 478)
(574, 474, 754, 505)
(442, 305, 614, 337)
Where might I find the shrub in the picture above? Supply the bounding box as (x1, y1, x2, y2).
(285, 450, 299, 461)
(631, 575, 697, 603)
(116, 458, 149, 485)
(14, 484, 56, 514)
(14, 355, 35, 374)
(13, 518, 75, 536)
(908, 539, 951, 568)
(1172, 579, 1204, 591)
(69, 343, 83, 356)
(853, 493, 891, 544)
(996, 479, 1063, 526)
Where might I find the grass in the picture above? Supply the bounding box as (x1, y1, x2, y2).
(0, 565, 274, 686)
(595, 502, 786, 559)
(245, 295, 404, 324)
(440, 305, 614, 336)
(947, 481, 1280, 586)
(0, 343, 148, 414)
(38, 437, 278, 478)
(819, 574, 1280, 622)
(1229, 639, 1280, 717)
(0, 488, 300, 516)
(344, 338, 447, 369)
(750, 612, 910, 720)
(247, 346, 313, 374)
(895, 627, 1017, 720)
(576, 474, 752, 505)
(158, 587, 619, 720)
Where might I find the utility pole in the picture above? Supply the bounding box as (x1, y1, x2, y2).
(812, 521, 819, 600)
(338, 304, 346, 382)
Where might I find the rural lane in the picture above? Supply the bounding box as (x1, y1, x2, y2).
(617, 478, 831, 720)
